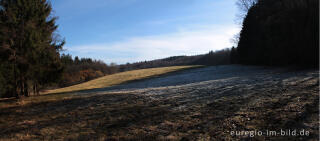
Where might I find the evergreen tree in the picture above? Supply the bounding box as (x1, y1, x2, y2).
(0, 0, 64, 97)
(237, 0, 319, 67)
(230, 47, 238, 64)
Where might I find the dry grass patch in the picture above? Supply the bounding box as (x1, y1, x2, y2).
(0, 66, 201, 108)
(44, 66, 201, 95)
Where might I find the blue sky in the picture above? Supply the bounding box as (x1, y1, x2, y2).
(51, 0, 240, 64)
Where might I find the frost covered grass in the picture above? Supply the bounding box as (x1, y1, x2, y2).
(44, 65, 201, 94)
(0, 65, 318, 140)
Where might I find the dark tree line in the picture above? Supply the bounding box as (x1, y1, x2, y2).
(193, 49, 232, 66)
(233, 0, 319, 67)
(119, 49, 233, 72)
(118, 55, 202, 72)
(59, 49, 233, 88)
(59, 54, 118, 87)
(0, 0, 64, 98)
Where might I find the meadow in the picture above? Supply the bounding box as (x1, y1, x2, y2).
(0, 65, 318, 140)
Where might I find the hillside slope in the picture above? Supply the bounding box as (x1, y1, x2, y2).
(0, 65, 318, 140)
(44, 66, 200, 94)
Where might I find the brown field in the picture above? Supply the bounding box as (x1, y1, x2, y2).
(0, 65, 318, 140)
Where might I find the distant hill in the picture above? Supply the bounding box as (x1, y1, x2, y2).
(119, 49, 232, 72)
(118, 55, 202, 71)
(56, 49, 232, 90)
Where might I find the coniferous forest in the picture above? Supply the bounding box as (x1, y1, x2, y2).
(233, 0, 319, 67)
(0, 0, 64, 98)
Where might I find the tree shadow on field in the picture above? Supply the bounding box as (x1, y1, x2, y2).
(0, 93, 183, 140)
(50, 65, 289, 96)
(0, 65, 318, 140)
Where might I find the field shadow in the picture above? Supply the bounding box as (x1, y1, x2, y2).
(36, 65, 318, 98)
(37, 66, 205, 96)
(73, 65, 305, 94)
(54, 65, 274, 94)
(0, 92, 187, 140)
(0, 65, 318, 140)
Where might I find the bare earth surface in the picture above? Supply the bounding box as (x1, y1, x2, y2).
(0, 65, 319, 140)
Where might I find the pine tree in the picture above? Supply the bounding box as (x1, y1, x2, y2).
(0, 0, 64, 97)
(237, 0, 319, 67)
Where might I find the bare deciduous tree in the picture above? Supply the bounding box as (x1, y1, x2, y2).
(235, 0, 258, 25)
(236, 0, 258, 12)
(230, 33, 240, 47)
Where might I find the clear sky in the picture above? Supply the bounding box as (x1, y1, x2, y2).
(51, 0, 240, 64)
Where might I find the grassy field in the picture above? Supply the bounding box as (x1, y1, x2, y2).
(44, 65, 201, 94)
(0, 66, 318, 140)
(0, 66, 201, 108)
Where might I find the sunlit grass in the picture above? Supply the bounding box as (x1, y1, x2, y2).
(44, 65, 202, 95)
(0, 66, 201, 108)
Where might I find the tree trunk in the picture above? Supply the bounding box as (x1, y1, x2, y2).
(24, 81, 29, 97)
(13, 52, 19, 98)
(33, 82, 39, 95)
(33, 83, 36, 95)
(19, 78, 24, 97)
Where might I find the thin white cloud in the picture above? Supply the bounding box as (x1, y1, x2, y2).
(66, 24, 241, 64)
